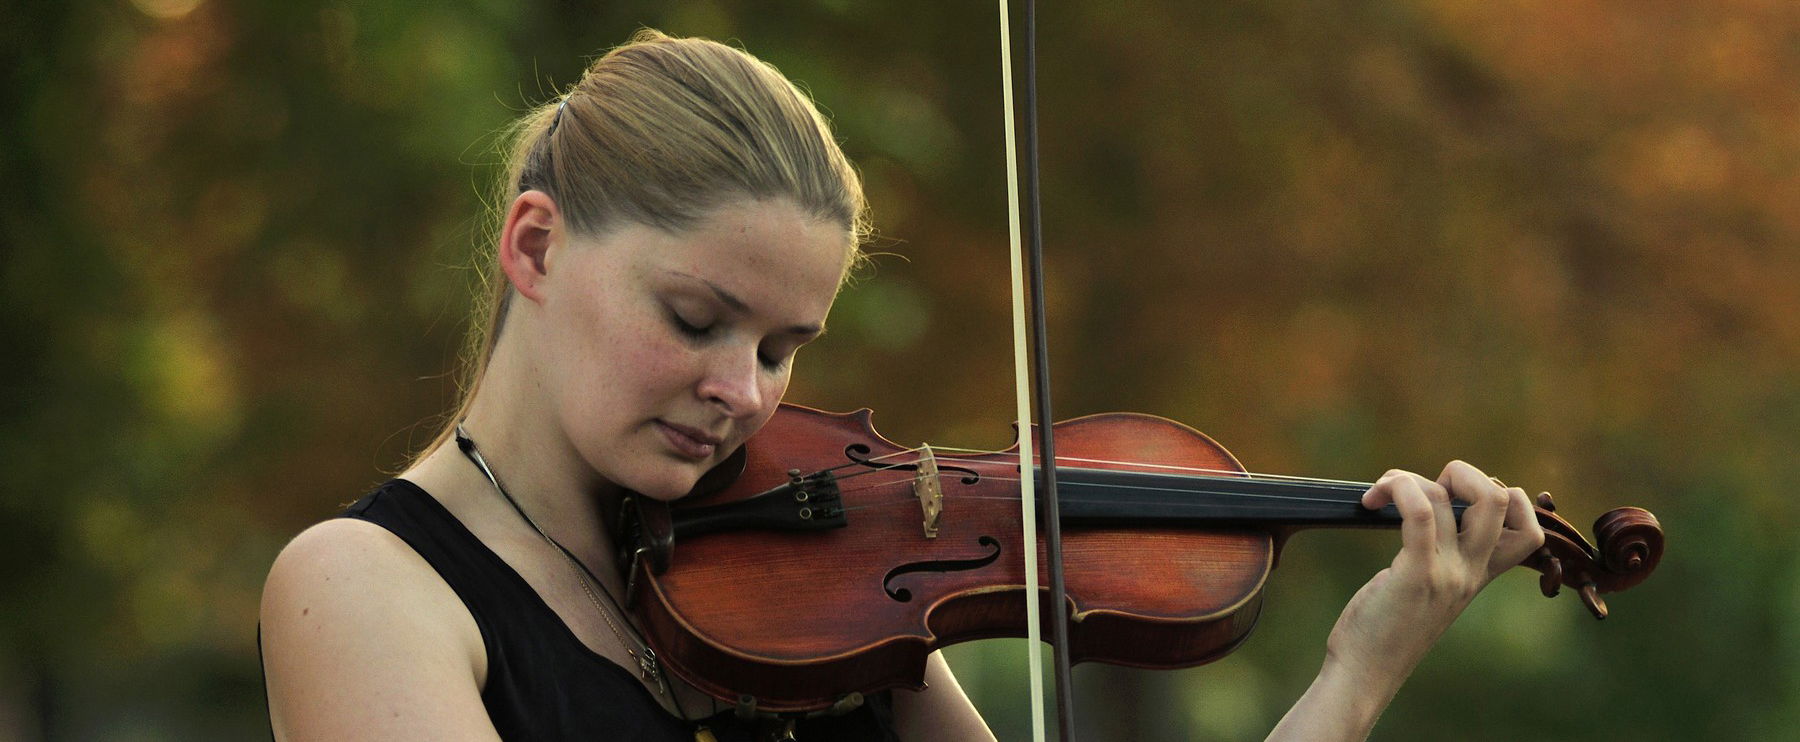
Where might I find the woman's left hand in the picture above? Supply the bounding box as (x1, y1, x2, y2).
(1327, 460, 1547, 685)
(1268, 460, 1546, 741)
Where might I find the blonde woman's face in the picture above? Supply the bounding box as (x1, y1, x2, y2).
(540, 198, 846, 501)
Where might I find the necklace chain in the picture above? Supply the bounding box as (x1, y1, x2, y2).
(453, 425, 674, 702)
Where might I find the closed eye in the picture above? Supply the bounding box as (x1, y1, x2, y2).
(760, 327, 823, 371)
(758, 347, 792, 371)
(667, 310, 712, 339)
(670, 310, 793, 371)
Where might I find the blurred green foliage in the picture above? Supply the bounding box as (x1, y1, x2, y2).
(3, 0, 1797, 739)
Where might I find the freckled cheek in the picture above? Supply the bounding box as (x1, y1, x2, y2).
(618, 327, 700, 394)
(558, 305, 684, 411)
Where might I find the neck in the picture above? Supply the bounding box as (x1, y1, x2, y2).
(419, 335, 622, 561)
(1046, 467, 1451, 530)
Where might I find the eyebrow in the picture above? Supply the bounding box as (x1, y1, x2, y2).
(667, 271, 826, 338)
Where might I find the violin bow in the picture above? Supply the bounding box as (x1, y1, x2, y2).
(997, 0, 1076, 739)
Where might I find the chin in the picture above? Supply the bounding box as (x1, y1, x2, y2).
(623, 463, 708, 502)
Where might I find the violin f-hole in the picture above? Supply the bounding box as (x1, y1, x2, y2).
(882, 536, 1002, 602)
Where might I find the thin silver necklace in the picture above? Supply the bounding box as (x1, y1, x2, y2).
(453, 424, 676, 702)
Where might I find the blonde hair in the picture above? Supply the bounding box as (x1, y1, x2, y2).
(414, 30, 868, 462)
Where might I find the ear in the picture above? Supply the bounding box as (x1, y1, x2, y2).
(498, 190, 562, 304)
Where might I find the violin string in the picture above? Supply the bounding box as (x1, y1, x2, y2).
(918, 446, 1377, 487)
(815, 456, 1373, 500)
(818, 453, 1375, 493)
(799, 446, 941, 481)
(822, 460, 1490, 513)
(779, 437, 1386, 490)
(834, 491, 1471, 520)
(1050, 457, 1370, 488)
(964, 476, 1473, 511)
(835, 499, 931, 514)
(803, 442, 1380, 489)
(834, 495, 1027, 515)
(782, 444, 1477, 515)
(825, 472, 1398, 509)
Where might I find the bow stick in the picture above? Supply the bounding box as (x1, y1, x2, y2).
(998, 0, 1075, 739)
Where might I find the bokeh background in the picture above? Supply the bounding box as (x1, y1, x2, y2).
(4, 0, 1797, 739)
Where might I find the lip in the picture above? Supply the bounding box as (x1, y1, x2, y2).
(656, 420, 722, 460)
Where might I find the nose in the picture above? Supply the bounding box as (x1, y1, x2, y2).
(696, 344, 764, 417)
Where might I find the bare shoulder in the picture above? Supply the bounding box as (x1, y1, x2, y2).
(261, 518, 467, 638)
(261, 518, 500, 741)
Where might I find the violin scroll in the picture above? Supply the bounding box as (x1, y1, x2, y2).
(1526, 494, 1664, 620)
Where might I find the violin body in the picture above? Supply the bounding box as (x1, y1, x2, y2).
(622, 403, 1663, 714)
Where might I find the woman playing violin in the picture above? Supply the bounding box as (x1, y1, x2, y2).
(259, 30, 1547, 741)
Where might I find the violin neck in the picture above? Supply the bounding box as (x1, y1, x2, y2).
(1046, 467, 1421, 530)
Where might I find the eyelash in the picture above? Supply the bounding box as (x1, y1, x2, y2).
(667, 311, 788, 370)
(669, 312, 710, 338)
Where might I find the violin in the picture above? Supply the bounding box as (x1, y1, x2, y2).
(617, 403, 1664, 715)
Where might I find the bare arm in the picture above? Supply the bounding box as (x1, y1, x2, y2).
(261, 519, 503, 742)
(1268, 461, 1546, 741)
(891, 651, 996, 742)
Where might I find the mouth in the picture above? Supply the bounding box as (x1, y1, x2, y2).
(656, 420, 723, 461)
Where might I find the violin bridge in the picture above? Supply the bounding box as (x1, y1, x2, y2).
(914, 444, 944, 539)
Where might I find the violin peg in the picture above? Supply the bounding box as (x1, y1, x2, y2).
(1536, 492, 1557, 512)
(1535, 547, 1562, 598)
(1578, 583, 1608, 620)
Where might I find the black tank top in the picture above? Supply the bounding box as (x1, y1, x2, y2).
(321, 479, 898, 741)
